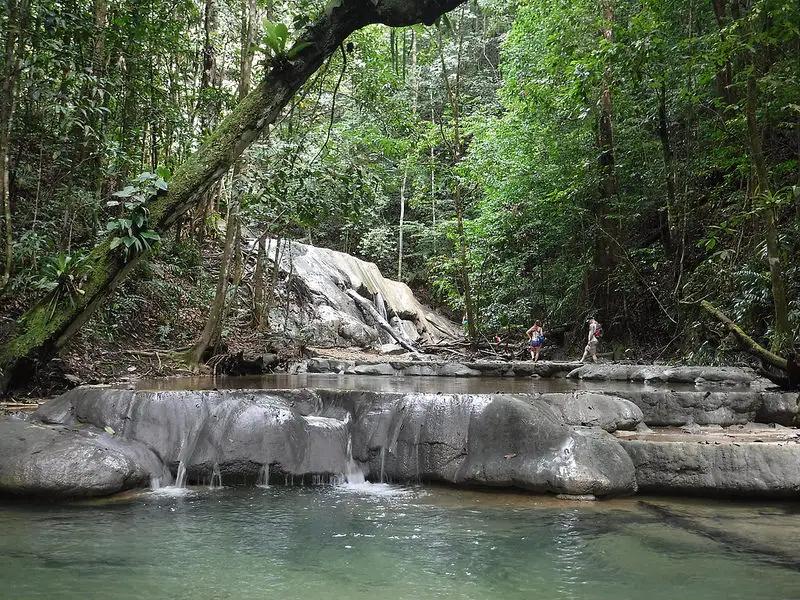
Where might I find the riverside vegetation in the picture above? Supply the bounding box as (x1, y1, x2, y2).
(0, 0, 798, 394)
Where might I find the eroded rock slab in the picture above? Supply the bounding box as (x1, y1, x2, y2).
(350, 393, 637, 497)
(34, 387, 351, 484)
(0, 419, 167, 499)
(618, 426, 800, 498)
(538, 392, 644, 432)
(6, 386, 643, 499)
(567, 364, 759, 386)
(259, 239, 461, 347)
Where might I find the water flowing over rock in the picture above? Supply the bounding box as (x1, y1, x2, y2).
(349, 393, 636, 496)
(253, 239, 461, 347)
(0, 386, 639, 499)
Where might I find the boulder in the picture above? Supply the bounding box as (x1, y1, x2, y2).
(757, 392, 800, 427)
(0, 419, 167, 499)
(255, 239, 461, 347)
(613, 389, 760, 427)
(539, 392, 644, 432)
(351, 393, 637, 497)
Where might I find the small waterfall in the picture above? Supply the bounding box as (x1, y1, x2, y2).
(379, 447, 386, 483)
(209, 463, 223, 489)
(257, 464, 270, 488)
(343, 432, 365, 484)
(150, 476, 163, 490)
(175, 461, 188, 488)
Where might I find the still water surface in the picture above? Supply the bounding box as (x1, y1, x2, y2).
(1, 485, 798, 600)
(123, 373, 703, 394)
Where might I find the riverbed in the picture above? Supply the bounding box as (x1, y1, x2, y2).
(1, 485, 798, 599)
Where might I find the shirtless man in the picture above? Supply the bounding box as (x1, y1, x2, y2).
(581, 317, 599, 363)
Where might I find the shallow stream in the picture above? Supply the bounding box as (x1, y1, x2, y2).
(122, 373, 706, 394)
(1, 485, 798, 600)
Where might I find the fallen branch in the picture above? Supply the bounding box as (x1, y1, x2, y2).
(700, 300, 787, 371)
(346, 289, 419, 355)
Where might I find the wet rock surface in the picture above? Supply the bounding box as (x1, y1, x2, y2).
(4, 373, 800, 501)
(349, 393, 637, 497)
(618, 424, 800, 498)
(536, 392, 644, 432)
(0, 386, 641, 499)
(566, 364, 761, 386)
(0, 418, 167, 498)
(257, 239, 461, 347)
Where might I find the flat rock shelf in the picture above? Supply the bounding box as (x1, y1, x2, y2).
(1, 363, 798, 501)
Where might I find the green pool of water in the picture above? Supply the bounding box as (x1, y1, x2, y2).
(1, 485, 797, 600)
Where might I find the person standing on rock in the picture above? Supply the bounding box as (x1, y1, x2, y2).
(526, 320, 544, 362)
(581, 317, 601, 363)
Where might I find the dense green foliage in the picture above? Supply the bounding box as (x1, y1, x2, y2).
(0, 0, 797, 365)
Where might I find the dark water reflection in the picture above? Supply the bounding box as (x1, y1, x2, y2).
(1, 486, 799, 600)
(122, 373, 701, 394)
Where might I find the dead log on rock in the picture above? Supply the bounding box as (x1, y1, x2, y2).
(700, 300, 787, 371)
(345, 289, 419, 355)
(700, 300, 799, 388)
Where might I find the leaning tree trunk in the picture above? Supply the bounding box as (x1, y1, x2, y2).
(0, 0, 467, 391)
(700, 300, 787, 371)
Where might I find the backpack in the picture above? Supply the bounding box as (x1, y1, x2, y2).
(594, 322, 603, 338)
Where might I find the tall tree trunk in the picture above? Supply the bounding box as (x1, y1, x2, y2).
(0, 0, 467, 391)
(745, 70, 790, 350)
(437, 8, 475, 341)
(0, 0, 30, 291)
(251, 234, 268, 329)
(397, 29, 418, 281)
(397, 164, 408, 280)
(188, 195, 239, 364)
(709, 0, 735, 106)
(588, 0, 619, 317)
(657, 82, 677, 256)
(190, 0, 259, 364)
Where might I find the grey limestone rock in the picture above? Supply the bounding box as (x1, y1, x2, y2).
(567, 364, 758, 386)
(17, 386, 642, 499)
(256, 239, 461, 348)
(352, 362, 397, 376)
(0, 419, 167, 499)
(621, 438, 800, 498)
(351, 393, 637, 497)
(436, 363, 483, 377)
(539, 392, 644, 432)
(614, 389, 760, 427)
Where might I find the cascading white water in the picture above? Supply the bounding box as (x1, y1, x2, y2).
(209, 463, 223, 488)
(257, 464, 270, 488)
(379, 447, 386, 483)
(175, 461, 188, 488)
(343, 431, 365, 485)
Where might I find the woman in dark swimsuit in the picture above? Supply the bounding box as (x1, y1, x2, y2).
(526, 319, 544, 362)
